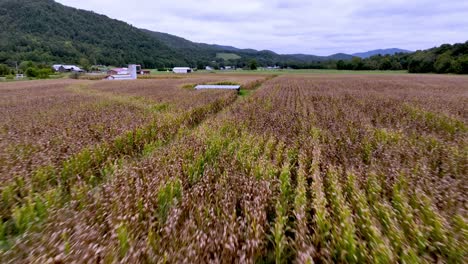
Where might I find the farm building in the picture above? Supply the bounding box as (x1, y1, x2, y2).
(195, 84, 241, 93)
(106, 64, 138, 80)
(173, 67, 192, 74)
(53, 64, 84, 72)
(108, 65, 148, 75)
(107, 68, 129, 75)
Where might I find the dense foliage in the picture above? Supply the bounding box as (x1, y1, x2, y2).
(0, 64, 12, 76)
(0, 0, 186, 68)
(336, 42, 468, 74)
(408, 42, 468, 74)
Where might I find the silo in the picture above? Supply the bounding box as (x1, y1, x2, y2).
(129, 64, 137, 80)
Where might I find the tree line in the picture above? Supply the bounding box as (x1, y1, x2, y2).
(336, 42, 468, 74)
(0, 61, 54, 79)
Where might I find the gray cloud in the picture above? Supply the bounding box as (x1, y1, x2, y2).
(56, 0, 468, 55)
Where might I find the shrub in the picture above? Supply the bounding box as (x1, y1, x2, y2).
(69, 72, 82, 79)
(37, 68, 52, 79)
(25, 67, 39, 78)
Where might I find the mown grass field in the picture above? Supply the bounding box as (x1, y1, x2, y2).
(0, 73, 466, 263)
(215, 53, 242, 60)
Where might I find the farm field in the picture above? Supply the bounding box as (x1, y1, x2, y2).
(1, 74, 467, 263)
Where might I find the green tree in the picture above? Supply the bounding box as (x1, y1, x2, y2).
(434, 52, 452, 73)
(336, 60, 347, 70)
(249, 59, 258, 70)
(79, 58, 91, 72)
(379, 58, 392, 70)
(196, 61, 205, 70)
(25, 67, 38, 77)
(391, 61, 403, 70)
(0, 64, 11, 76)
(351, 57, 364, 70)
(454, 55, 468, 74)
(408, 52, 435, 73)
(19, 61, 35, 72)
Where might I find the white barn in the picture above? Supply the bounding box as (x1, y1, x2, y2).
(173, 67, 192, 74)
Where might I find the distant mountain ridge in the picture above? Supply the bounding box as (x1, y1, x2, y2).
(352, 48, 412, 58)
(142, 30, 355, 64)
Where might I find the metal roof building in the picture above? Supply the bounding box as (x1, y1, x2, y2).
(106, 64, 138, 80)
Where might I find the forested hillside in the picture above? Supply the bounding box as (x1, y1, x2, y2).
(0, 0, 187, 68)
(336, 42, 468, 74)
(407, 42, 468, 73)
(0, 0, 352, 69)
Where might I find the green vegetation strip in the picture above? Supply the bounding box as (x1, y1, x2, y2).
(66, 83, 170, 112)
(404, 104, 467, 136)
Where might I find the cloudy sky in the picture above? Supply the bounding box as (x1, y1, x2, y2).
(56, 0, 468, 55)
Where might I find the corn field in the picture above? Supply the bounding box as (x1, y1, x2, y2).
(0, 74, 466, 263)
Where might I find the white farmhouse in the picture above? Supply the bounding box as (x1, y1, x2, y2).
(173, 67, 192, 74)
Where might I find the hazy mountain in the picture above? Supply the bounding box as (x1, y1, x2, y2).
(352, 48, 412, 58)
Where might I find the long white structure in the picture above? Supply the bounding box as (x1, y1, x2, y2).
(106, 64, 138, 80)
(173, 67, 192, 74)
(195, 85, 241, 92)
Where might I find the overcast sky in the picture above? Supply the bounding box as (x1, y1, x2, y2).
(56, 0, 468, 55)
